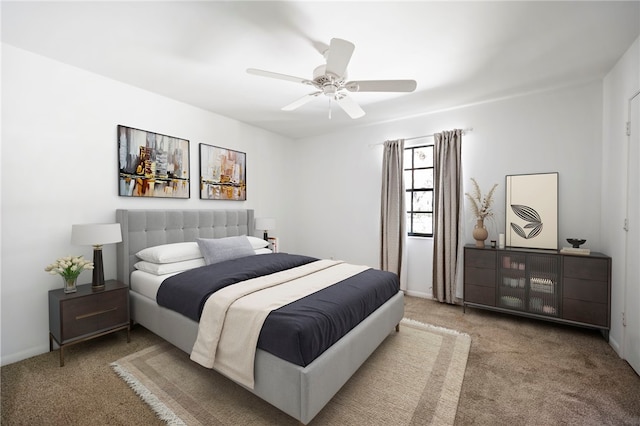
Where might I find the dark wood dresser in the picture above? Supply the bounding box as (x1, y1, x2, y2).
(463, 245, 611, 340)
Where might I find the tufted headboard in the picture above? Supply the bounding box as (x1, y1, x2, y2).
(116, 209, 254, 285)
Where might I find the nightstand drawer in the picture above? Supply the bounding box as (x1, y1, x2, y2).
(61, 288, 128, 340)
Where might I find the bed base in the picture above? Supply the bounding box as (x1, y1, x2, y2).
(130, 290, 404, 424)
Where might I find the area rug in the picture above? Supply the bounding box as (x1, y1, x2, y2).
(111, 318, 471, 425)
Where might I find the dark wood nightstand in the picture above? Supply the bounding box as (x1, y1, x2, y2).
(49, 279, 130, 366)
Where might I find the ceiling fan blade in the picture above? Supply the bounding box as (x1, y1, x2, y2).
(325, 38, 355, 79)
(246, 68, 312, 85)
(335, 93, 365, 119)
(345, 79, 417, 92)
(282, 92, 322, 111)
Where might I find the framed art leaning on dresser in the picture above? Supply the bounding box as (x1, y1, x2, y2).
(505, 172, 558, 250)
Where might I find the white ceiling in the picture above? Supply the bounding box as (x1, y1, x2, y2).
(2, 1, 639, 139)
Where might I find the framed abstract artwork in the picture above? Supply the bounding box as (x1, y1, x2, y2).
(117, 125, 190, 198)
(505, 172, 558, 250)
(199, 144, 246, 201)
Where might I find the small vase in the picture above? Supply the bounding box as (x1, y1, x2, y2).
(62, 277, 77, 294)
(472, 219, 489, 248)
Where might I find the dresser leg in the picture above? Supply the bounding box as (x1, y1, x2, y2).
(59, 346, 65, 367)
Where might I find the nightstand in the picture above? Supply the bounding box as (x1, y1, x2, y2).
(267, 236, 279, 253)
(49, 280, 130, 366)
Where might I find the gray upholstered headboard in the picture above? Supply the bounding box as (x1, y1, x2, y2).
(116, 209, 254, 285)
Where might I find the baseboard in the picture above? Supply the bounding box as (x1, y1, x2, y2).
(1, 344, 49, 367)
(404, 290, 433, 299)
(608, 335, 622, 356)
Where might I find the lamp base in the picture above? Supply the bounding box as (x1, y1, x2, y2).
(263, 231, 269, 241)
(92, 245, 105, 291)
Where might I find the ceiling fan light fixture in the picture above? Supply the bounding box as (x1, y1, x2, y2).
(247, 37, 416, 119)
(323, 84, 337, 96)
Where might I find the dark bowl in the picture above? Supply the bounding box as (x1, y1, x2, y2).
(567, 238, 586, 248)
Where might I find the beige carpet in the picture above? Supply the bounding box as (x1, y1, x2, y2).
(111, 318, 471, 426)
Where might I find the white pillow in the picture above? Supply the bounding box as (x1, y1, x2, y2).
(134, 258, 206, 275)
(136, 242, 202, 264)
(246, 236, 269, 249)
(197, 236, 255, 265)
(254, 248, 272, 255)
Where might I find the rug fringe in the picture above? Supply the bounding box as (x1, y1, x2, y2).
(401, 317, 471, 338)
(110, 362, 185, 426)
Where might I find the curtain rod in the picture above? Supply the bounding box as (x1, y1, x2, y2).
(369, 127, 473, 147)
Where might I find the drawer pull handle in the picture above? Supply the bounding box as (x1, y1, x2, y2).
(76, 307, 118, 320)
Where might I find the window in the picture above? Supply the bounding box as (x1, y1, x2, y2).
(404, 145, 433, 237)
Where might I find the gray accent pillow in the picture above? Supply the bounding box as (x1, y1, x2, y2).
(197, 236, 255, 265)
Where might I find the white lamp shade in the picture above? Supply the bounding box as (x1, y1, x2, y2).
(255, 217, 276, 231)
(71, 223, 122, 246)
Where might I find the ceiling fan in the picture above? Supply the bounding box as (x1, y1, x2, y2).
(247, 38, 417, 119)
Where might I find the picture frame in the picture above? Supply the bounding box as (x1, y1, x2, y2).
(199, 143, 246, 201)
(117, 125, 190, 198)
(505, 172, 558, 250)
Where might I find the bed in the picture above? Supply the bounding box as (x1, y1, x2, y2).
(115, 209, 404, 424)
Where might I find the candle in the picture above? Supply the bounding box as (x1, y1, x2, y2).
(499, 233, 505, 249)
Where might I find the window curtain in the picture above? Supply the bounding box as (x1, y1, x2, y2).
(432, 129, 463, 303)
(380, 139, 407, 290)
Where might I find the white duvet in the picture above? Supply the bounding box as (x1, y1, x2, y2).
(190, 259, 369, 389)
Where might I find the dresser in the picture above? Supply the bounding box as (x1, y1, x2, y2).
(49, 280, 130, 366)
(463, 245, 611, 340)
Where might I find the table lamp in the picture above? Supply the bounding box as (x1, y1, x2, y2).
(255, 217, 276, 241)
(71, 223, 122, 290)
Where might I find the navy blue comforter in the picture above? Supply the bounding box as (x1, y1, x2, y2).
(157, 253, 400, 366)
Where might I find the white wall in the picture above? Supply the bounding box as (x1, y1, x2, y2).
(0, 45, 296, 365)
(292, 81, 605, 299)
(2, 39, 632, 365)
(602, 36, 640, 355)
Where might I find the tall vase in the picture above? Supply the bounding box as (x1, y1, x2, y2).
(472, 219, 489, 248)
(62, 277, 77, 294)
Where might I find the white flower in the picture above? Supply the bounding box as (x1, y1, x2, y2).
(44, 255, 95, 280)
